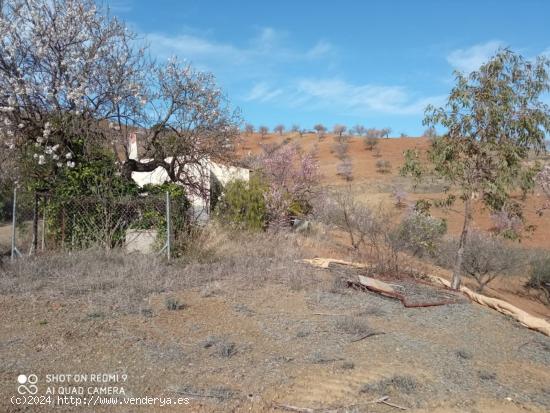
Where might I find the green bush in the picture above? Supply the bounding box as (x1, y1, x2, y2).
(216, 177, 267, 230)
(526, 253, 550, 302)
(44, 153, 189, 249)
(393, 211, 447, 257)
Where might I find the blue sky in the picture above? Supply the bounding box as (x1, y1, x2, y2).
(107, 0, 550, 135)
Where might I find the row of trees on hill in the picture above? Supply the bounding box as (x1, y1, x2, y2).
(243, 124, 440, 138)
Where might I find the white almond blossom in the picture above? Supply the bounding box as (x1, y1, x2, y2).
(0, 0, 239, 193)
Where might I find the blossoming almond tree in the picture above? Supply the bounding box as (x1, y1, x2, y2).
(254, 144, 320, 228)
(0, 0, 239, 197)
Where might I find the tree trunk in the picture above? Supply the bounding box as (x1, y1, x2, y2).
(451, 197, 472, 290)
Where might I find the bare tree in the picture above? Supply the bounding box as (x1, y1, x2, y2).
(313, 124, 327, 140)
(351, 124, 366, 136)
(274, 124, 285, 135)
(364, 136, 379, 151)
(381, 127, 392, 139)
(366, 128, 382, 139)
(291, 124, 300, 134)
(333, 124, 347, 137)
(258, 126, 269, 139)
(0, 0, 240, 200)
(244, 123, 255, 135)
(423, 127, 437, 138)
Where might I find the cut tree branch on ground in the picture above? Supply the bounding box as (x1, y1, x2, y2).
(350, 331, 385, 342)
(272, 396, 407, 412)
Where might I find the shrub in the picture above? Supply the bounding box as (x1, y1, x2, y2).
(216, 176, 267, 231)
(317, 189, 402, 274)
(392, 187, 407, 208)
(376, 159, 391, 173)
(364, 136, 379, 151)
(336, 158, 353, 181)
(331, 141, 349, 160)
(436, 231, 524, 292)
(393, 210, 447, 257)
(165, 297, 186, 310)
(333, 316, 372, 336)
(526, 253, 550, 303)
(42, 153, 190, 250)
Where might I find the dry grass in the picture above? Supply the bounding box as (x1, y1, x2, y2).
(0, 224, 320, 314)
(333, 315, 372, 336)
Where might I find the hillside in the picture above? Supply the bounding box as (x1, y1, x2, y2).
(238, 133, 550, 251)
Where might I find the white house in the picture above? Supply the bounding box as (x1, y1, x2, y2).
(127, 134, 250, 221)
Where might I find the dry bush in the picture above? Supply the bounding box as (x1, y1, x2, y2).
(336, 158, 353, 181)
(333, 316, 372, 336)
(315, 189, 404, 275)
(526, 251, 550, 303)
(376, 159, 392, 173)
(331, 141, 349, 160)
(364, 136, 379, 151)
(360, 375, 419, 395)
(436, 231, 525, 292)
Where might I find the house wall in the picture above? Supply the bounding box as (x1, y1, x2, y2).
(130, 158, 250, 221)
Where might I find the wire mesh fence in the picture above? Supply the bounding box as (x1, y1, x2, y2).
(1, 186, 190, 261)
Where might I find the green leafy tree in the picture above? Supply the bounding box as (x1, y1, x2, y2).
(401, 49, 550, 289)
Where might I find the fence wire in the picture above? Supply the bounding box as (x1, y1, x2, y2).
(2, 187, 189, 260)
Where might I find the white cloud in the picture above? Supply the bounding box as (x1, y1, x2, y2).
(246, 78, 445, 116)
(244, 83, 283, 102)
(305, 41, 333, 59)
(447, 40, 505, 73)
(146, 27, 334, 73)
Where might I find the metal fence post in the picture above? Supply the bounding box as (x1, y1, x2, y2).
(166, 191, 171, 260)
(10, 187, 20, 261)
(30, 192, 38, 256)
(41, 198, 46, 251)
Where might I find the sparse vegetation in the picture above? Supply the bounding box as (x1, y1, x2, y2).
(244, 123, 255, 135)
(332, 140, 349, 160)
(376, 159, 391, 173)
(360, 375, 419, 395)
(274, 124, 285, 135)
(336, 158, 353, 181)
(313, 124, 327, 140)
(437, 231, 524, 292)
(364, 136, 379, 151)
(526, 253, 550, 303)
(165, 297, 186, 310)
(333, 316, 372, 336)
(258, 125, 269, 138)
